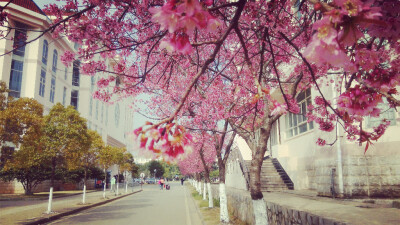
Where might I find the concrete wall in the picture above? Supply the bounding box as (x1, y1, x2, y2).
(263, 85, 400, 198)
(210, 184, 343, 225)
(225, 145, 249, 191)
(0, 179, 96, 194)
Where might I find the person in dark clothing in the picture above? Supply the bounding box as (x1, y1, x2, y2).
(181, 178, 184, 186)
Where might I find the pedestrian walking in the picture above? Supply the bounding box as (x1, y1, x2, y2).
(160, 178, 165, 190)
(181, 177, 184, 186)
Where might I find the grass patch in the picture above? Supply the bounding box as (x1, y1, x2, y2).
(187, 184, 249, 224)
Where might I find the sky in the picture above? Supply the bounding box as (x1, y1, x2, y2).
(34, 0, 61, 9)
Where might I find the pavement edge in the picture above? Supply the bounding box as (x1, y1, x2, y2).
(24, 190, 143, 225)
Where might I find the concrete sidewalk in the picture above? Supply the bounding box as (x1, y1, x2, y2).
(0, 189, 142, 225)
(264, 190, 400, 225)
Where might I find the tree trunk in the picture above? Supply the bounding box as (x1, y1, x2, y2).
(103, 167, 107, 198)
(82, 168, 87, 204)
(203, 182, 207, 200)
(199, 147, 213, 207)
(47, 158, 56, 214)
(245, 126, 273, 225)
(116, 169, 120, 196)
(218, 163, 229, 223)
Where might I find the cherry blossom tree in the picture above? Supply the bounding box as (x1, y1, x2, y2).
(1, 0, 399, 224)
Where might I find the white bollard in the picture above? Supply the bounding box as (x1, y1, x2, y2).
(82, 185, 86, 204)
(46, 187, 53, 214)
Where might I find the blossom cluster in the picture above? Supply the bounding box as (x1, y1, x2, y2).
(337, 85, 383, 119)
(133, 122, 193, 162)
(303, 0, 382, 70)
(149, 0, 221, 54)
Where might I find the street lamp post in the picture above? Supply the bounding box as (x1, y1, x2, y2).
(154, 169, 157, 181)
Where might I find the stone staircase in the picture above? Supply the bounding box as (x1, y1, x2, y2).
(245, 158, 294, 192)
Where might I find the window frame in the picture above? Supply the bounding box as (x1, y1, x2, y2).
(39, 69, 46, 97)
(49, 75, 56, 103)
(52, 50, 58, 73)
(286, 89, 314, 138)
(42, 40, 49, 65)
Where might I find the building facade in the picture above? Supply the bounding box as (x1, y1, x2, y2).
(0, 0, 135, 193)
(231, 82, 400, 198)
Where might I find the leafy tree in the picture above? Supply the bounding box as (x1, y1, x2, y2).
(0, 81, 8, 111)
(1, 1, 400, 224)
(78, 130, 102, 203)
(98, 145, 120, 197)
(0, 97, 43, 146)
(0, 97, 48, 195)
(162, 162, 181, 180)
(42, 103, 90, 211)
(148, 160, 164, 178)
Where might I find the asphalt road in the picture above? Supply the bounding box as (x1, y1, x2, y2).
(47, 182, 203, 225)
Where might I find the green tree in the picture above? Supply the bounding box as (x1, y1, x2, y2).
(148, 160, 164, 178)
(0, 97, 48, 195)
(42, 103, 90, 212)
(0, 81, 8, 111)
(161, 162, 181, 180)
(98, 145, 119, 198)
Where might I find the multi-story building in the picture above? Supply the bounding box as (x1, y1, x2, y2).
(0, 0, 136, 193)
(229, 81, 400, 198)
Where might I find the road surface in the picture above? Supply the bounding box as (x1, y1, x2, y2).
(48, 182, 203, 225)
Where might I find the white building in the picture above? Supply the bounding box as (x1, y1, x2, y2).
(229, 84, 400, 198)
(0, 0, 136, 193)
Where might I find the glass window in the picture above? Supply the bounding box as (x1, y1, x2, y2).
(115, 104, 120, 127)
(63, 87, 67, 106)
(13, 27, 27, 57)
(50, 75, 56, 103)
(96, 100, 99, 120)
(91, 76, 95, 92)
(105, 105, 109, 125)
(72, 60, 80, 86)
(52, 50, 58, 73)
(9, 60, 24, 98)
(101, 103, 104, 122)
(367, 100, 396, 128)
(42, 40, 48, 65)
(71, 90, 79, 109)
(116, 76, 121, 87)
(39, 69, 46, 97)
(89, 98, 93, 116)
(286, 89, 313, 138)
(64, 67, 68, 80)
(270, 122, 278, 146)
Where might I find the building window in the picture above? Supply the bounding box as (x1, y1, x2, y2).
(115, 103, 120, 128)
(74, 42, 80, 50)
(101, 103, 104, 122)
(367, 101, 396, 128)
(39, 69, 46, 97)
(9, 60, 24, 98)
(72, 60, 80, 86)
(52, 50, 58, 73)
(13, 26, 27, 57)
(89, 98, 93, 116)
(50, 75, 56, 103)
(63, 87, 67, 106)
(286, 89, 314, 138)
(64, 67, 68, 80)
(96, 100, 99, 120)
(116, 76, 121, 87)
(105, 105, 109, 125)
(270, 122, 278, 146)
(42, 40, 49, 65)
(91, 76, 95, 92)
(71, 90, 79, 109)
